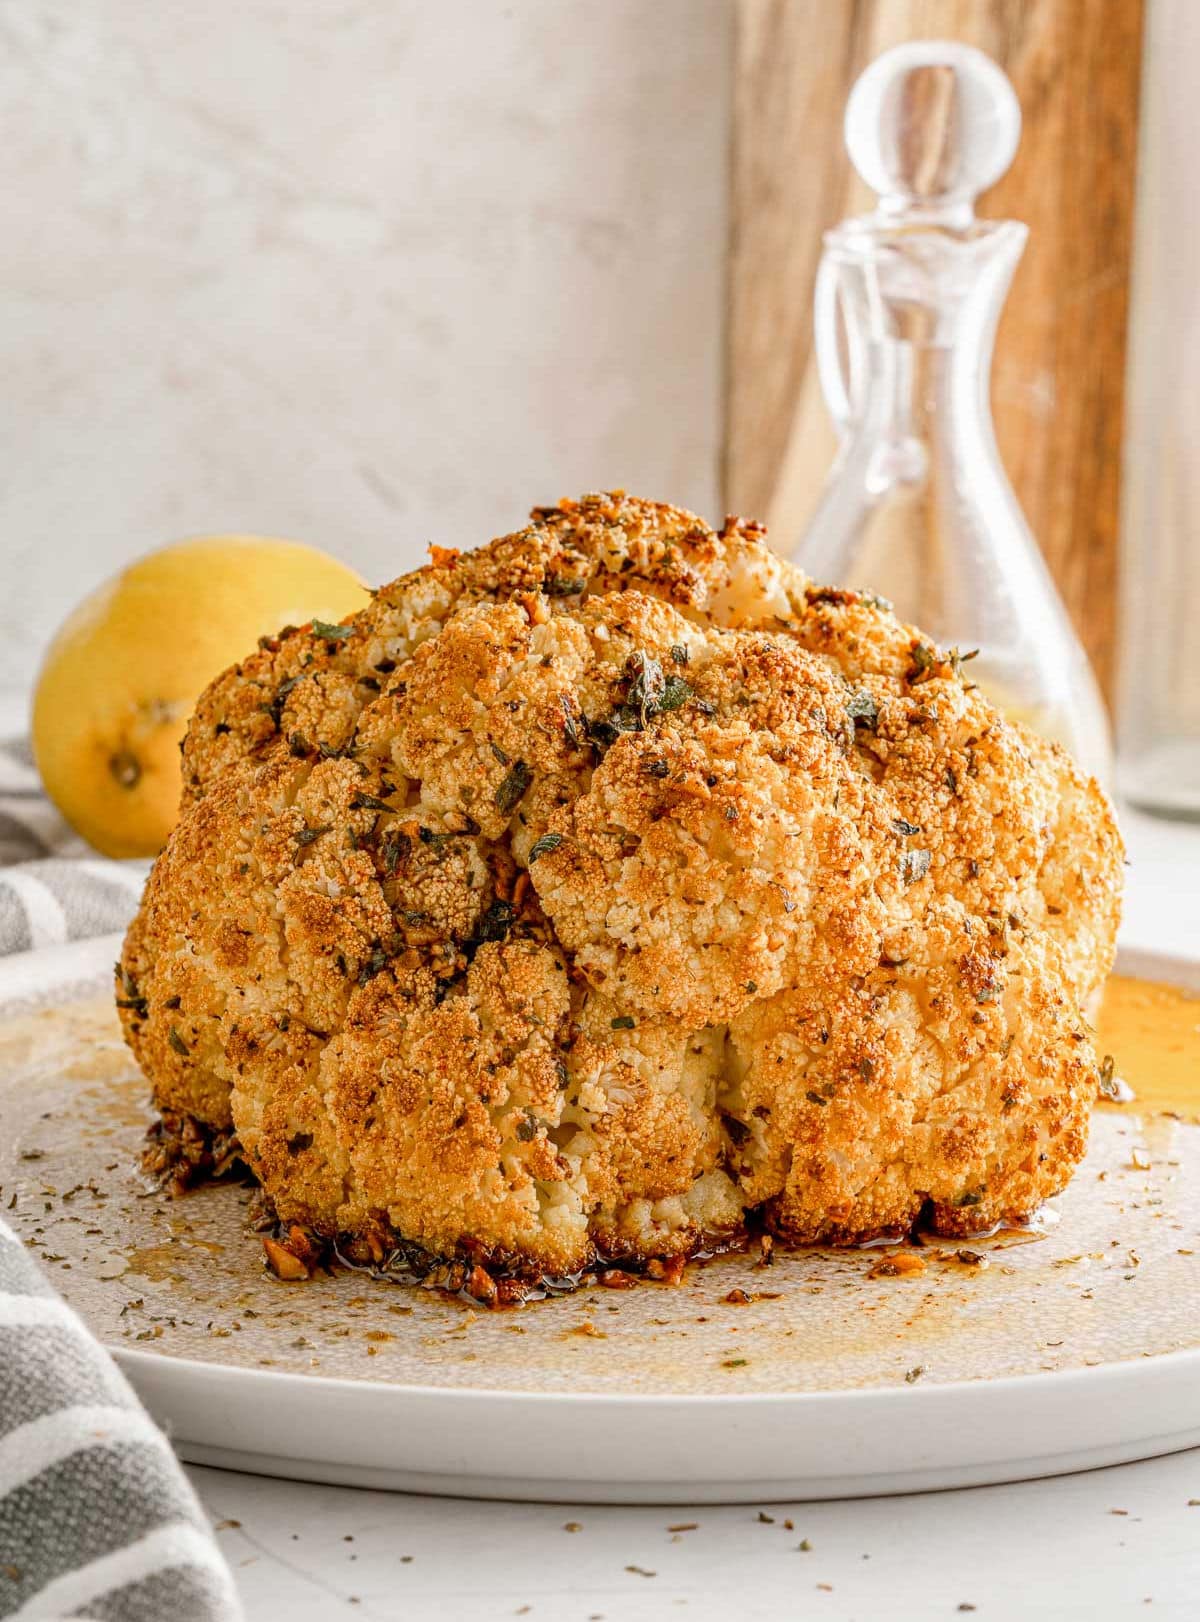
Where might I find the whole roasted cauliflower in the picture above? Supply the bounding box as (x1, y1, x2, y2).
(118, 492, 1122, 1288)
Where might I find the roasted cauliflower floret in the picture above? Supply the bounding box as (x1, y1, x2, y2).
(179, 493, 799, 803)
(725, 907, 1093, 1244)
(532, 719, 880, 1028)
(119, 492, 1123, 1283)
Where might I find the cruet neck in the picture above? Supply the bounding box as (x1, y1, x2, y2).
(821, 215, 1028, 351)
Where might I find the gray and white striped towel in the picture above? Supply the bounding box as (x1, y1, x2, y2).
(0, 709, 241, 1621)
(0, 1219, 242, 1621)
(0, 726, 147, 958)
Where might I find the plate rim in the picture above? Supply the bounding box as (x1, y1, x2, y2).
(110, 1339, 1200, 1409)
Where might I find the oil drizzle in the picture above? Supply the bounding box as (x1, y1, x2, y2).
(1094, 974, 1200, 1122)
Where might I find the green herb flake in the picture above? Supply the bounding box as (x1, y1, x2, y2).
(658, 673, 693, 712)
(475, 900, 515, 943)
(891, 816, 921, 837)
(115, 966, 148, 1018)
(494, 759, 532, 814)
(268, 674, 304, 726)
(543, 573, 586, 598)
(559, 695, 581, 749)
(350, 793, 394, 813)
(310, 619, 353, 642)
(584, 710, 636, 751)
(805, 1090, 828, 1107)
(167, 1026, 190, 1057)
(899, 848, 931, 885)
(380, 830, 412, 874)
(627, 651, 666, 723)
(295, 824, 332, 846)
(846, 690, 880, 729)
(528, 832, 563, 863)
(670, 644, 689, 665)
(908, 642, 939, 681)
(357, 948, 391, 987)
(586, 654, 698, 757)
(611, 1014, 636, 1030)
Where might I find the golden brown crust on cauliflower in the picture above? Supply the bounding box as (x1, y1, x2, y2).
(120, 491, 1122, 1280)
(179, 492, 796, 804)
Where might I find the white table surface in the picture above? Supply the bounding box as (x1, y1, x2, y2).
(172, 806, 1200, 1622)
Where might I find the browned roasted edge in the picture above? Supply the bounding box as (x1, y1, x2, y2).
(139, 1107, 994, 1308)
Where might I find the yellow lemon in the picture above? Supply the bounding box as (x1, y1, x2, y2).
(32, 536, 368, 858)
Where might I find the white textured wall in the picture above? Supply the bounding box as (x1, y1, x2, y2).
(0, 0, 730, 688)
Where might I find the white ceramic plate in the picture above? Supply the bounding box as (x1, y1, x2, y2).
(1, 938, 1197, 1504)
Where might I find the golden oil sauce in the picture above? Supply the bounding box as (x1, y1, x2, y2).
(1094, 974, 1200, 1121)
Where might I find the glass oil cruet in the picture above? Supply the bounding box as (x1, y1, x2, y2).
(796, 41, 1112, 784)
